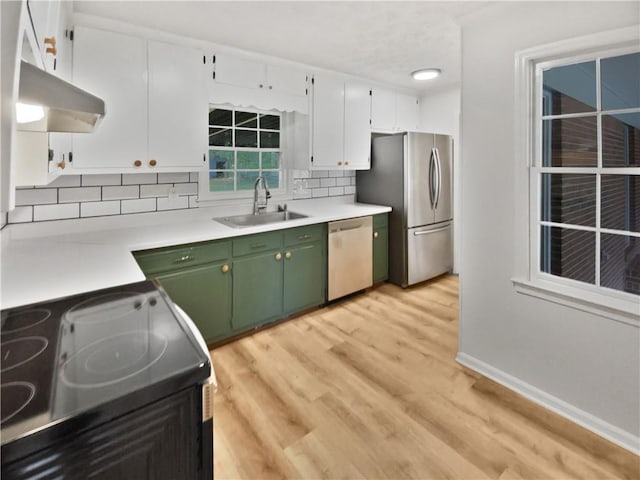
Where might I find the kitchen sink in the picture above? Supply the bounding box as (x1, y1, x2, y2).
(214, 211, 308, 228)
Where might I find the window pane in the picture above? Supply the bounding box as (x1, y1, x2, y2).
(541, 174, 596, 227)
(260, 131, 280, 149)
(209, 171, 234, 192)
(602, 113, 640, 167)
(263, 171, 280, 189)
(237, 171, 259, 190)
(261, 152, 280, 169)
(542, 117, 597, 167)
(209, 150, 234, 170)
(209, 127, 232, 147)
(601, 53, 640, 110)
(542, 61, 597, 115)
(235, 111, 258, 129)
(601, 175, 640, 233)
(541, 226, 595, 284)
(601, 234, 640, 296)
(235, 129, 258, 148)
(259, 114, 280, 130)
(237, 151, 259, 169)
(209, 108, 232, 126)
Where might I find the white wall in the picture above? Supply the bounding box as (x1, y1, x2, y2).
(419, 87, 461, 273)
(459, 2, 640, 451)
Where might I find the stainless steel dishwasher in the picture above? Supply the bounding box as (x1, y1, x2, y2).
(328, 216, 373, 301)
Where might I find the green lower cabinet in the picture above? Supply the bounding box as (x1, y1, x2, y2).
(283, 242, 324, 314)
(232, 250, 284, 331)
(373, 227, 389, 283)
(155, 262, 232, 343)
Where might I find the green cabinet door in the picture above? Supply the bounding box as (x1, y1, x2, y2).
(156, 262, 232, 343)
(232, 250, 284, 331)
(373, 227, 389, 283)
(283, 242, 324, 314)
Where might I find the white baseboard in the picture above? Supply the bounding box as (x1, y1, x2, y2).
(456, 352, 640, 455)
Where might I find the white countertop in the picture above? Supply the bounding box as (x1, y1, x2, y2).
(1, 197, 390, 309)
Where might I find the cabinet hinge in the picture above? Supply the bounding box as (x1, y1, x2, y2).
(311, 77, 315, 85)
(305, 88, 308, 96)
(203, 153, 206, 162)
(213, 71, 216, 80)
(311, 156, 314, 163)
(203, 55, 206, 64)
(53, 58, 57, 71)
(213, 55, 216, 63)
(68, 152, 73, 163)
(69, 29, 74, 41)
(48, 149, 54, 161)
(369, 90, 372, 96)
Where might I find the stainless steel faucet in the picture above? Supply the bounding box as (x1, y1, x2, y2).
(253, 175, 271, 215)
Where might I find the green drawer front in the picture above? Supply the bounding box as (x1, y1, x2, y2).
(134, 240, 231, 276)
(373, 213, 388, 229)
(284, 224, 325, 247)
(233, 231, 283, 257)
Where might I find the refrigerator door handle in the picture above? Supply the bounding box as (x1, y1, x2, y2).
(429, 148, 436, 208)
(414, 226, 450, 235)
(433, 147, 442, 210)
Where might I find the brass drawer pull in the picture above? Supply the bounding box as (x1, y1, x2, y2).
(175, 255, 195, 263)
(221, 264, 230, 273)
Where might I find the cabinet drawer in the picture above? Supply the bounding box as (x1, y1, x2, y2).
(284, 224, 325, 247)
(373, 213, 388, 229)
(134, 241, 231, 275)
(233, 231, 283, 257)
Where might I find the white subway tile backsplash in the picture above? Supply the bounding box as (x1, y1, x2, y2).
(140, 184, 171, 198)
(189, 172, 200, 182)
(37, 175, 81, 188)
(336, 177, 351, 187)
(158, 172, 189, 184)
(123, 173, 157, 185)
(351, 177, 357, 185)
(312, 187, 329, 198)
(81, 201, 120, 218)
(121, 198, 157, 214)
(102, 185, 139, 200)
(311, 170, 329, 178)
(291, 169, 311, 179)
(293, 190, 312, 200)
(82, 174, 121, 186)
(157, 196, 189, 211)
(34, 203, 79, 221)
(344, 185, 356, 195)
(345, 170, 356, 177)
(16, 189, 57, 206)
(58, 187, 101, 203)
(328, 170, 344, 178)
(306, 179, 320, 188)
(173, 183, 198, 195)
(8, 206, 33, 223)
(329, 186, 345, 196)
(188, 195, 199, 208)
(320, 178, 337, 188)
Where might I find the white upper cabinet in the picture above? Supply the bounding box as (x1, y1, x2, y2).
(308, 74, 371, 170)
(396, 93, 420, 131)
(343, 81, 371, 169)
(310, 73, 344, 169)
(371, 88, 419, 132)
(214, 54, 266, 90)
(266, 64, 308, 97)
(72, 27, 207, 172)
(27, 0, 65, 72)
(148, 40, 207, 169)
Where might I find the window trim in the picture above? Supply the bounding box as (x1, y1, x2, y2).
(199, 105, 287, 202)
(513, 26, 640, 326)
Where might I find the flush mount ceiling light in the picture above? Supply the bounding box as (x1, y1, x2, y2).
(411, 68, 441, 81)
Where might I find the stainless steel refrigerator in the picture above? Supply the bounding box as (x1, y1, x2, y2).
(356, 132, 453, 287)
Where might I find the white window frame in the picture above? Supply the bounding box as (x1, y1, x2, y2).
(512, 26, 640, 326)
(198, 105, 287, 202)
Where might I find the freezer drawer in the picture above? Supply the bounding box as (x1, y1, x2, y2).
(407, 222, 453, 286)
(328, 217, 373, 301)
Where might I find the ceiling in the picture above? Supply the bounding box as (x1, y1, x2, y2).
(73, 1, 489, 94)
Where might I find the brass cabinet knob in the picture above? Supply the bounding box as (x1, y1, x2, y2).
(285, 251, 292, 259)
(134, 160, 142, 167)
(58, 161, 66, 170)
(44, 37, 56, 47)
(221, 264, 230, 273)
(46, 47, 58, 56)
(149, 159, 157, 167)
(338, 161, 342, 166)
(259, 84, 264, 88)
(374, 231, 379, 238)
(275, 252, 282, 261)
(345, 161, 349, 166)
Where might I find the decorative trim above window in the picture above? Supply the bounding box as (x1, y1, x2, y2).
(514, 26, 640, 325)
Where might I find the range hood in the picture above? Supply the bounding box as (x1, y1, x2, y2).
(17, 61, 105, 133)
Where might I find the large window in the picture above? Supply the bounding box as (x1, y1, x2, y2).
(533, 50, 639, 300)
(207, 106, 282, 194)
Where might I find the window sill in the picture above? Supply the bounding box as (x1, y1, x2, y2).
(512, 278, 639, 327)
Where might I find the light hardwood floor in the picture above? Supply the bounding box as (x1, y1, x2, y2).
(211, 275, 640, 479)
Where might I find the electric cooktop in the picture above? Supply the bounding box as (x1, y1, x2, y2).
(0, 281, 210, 458)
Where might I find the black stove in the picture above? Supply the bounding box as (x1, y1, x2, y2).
(0, 281, 211, 468)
